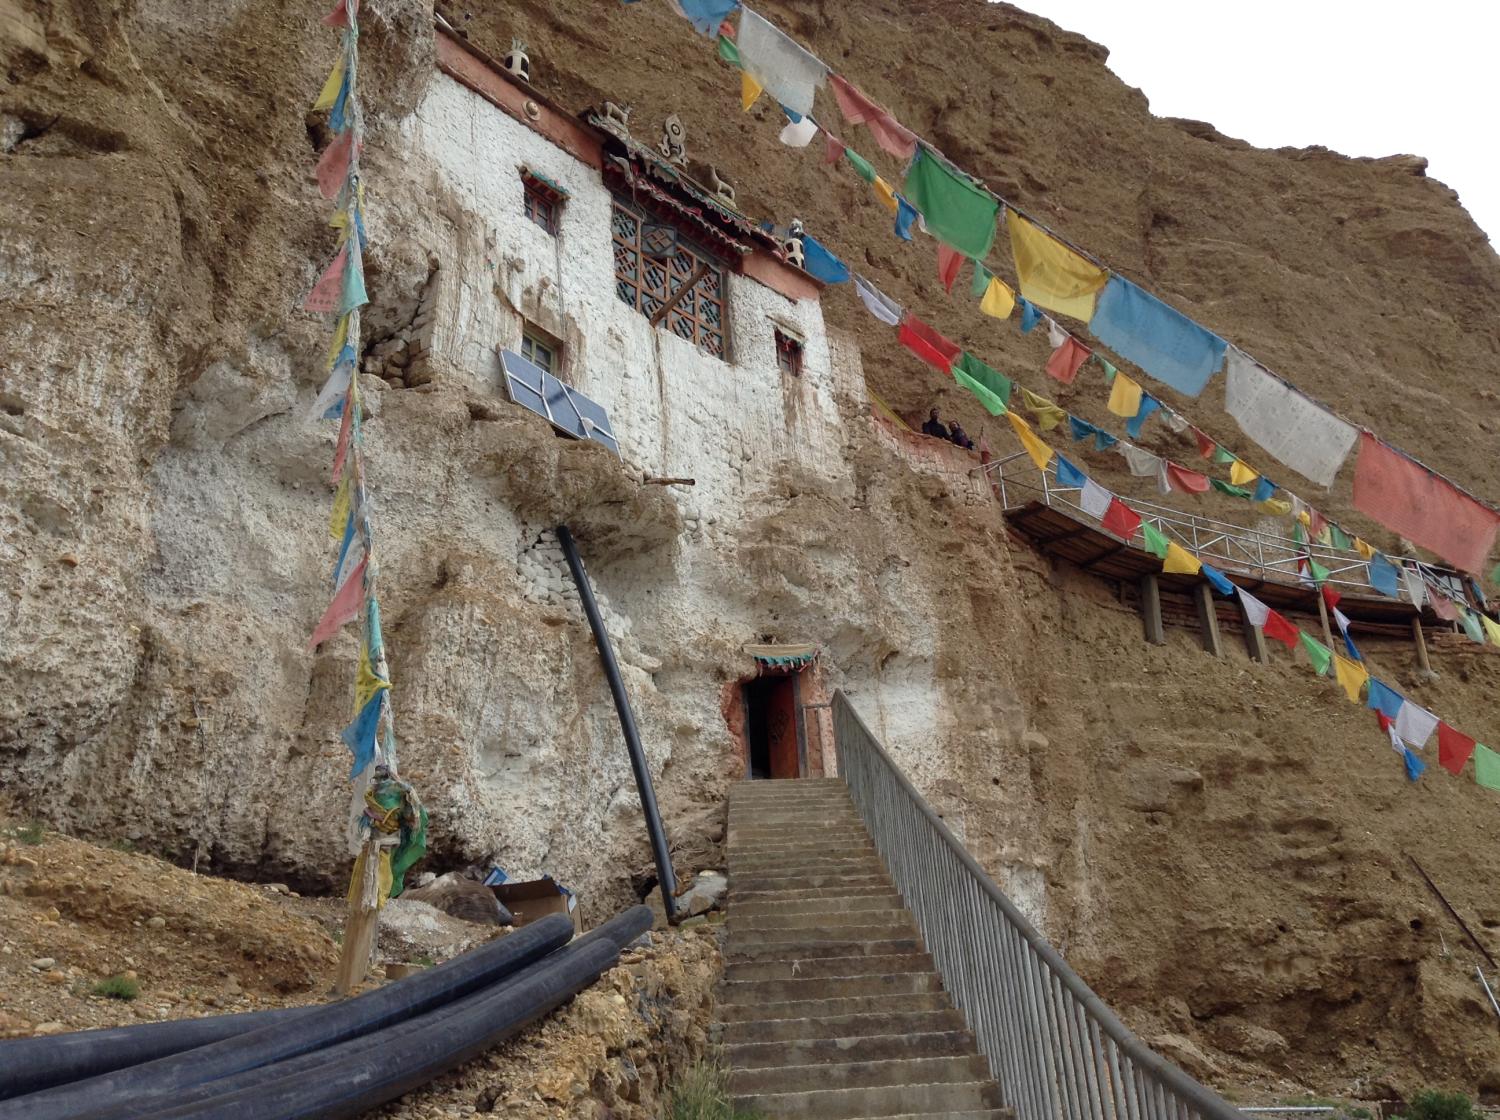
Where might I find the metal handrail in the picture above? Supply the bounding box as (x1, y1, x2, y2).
(833, 691, 1242, 1120)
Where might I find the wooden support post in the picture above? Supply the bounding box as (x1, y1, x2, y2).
(1413, 615, 1432, 673)
(334, 835, 382, 996)
(1315, 586, 1336, 650)
(1240, 600, 1269, 663)
(1194, 582, 1223, 658)
(1139, 574, 1165, 646)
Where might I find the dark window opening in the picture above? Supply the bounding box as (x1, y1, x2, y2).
(610, 199, 728, 360)
(774, 328, 804, 376)
(744, 674, 800, 780)
(521, 170, 565, 235)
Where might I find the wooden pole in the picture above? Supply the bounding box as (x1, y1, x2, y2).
(1315, 586, 1336, 649)
(1412, 616, 1432, 673)
(1240, 599, 1269, 663)
(334, 834, 383, 996)
(1194, 582, 1223, 658)
(1139, 574, 1165, 646)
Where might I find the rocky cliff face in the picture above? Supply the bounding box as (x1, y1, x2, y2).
(4, 0, 1500, 1100)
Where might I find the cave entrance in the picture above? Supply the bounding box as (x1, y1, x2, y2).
(743, 674, 802, 780)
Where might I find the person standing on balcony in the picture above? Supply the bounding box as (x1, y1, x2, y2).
(922, 408, 950, 440)
(949, 420, 974, 450)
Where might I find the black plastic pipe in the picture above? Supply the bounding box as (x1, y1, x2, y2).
(556, 525, 677, 921)
(0, 1004, 320, 1102)
(0, 913, 576, 1120)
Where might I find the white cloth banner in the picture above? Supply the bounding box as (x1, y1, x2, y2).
(1116, 441, 1161, 477)
(1394, 701, 1439, 749)
(1080, 478, 1112, 518)
(778, 114, 819, 147)
(737, 7, 828, 116)
(1155, 460, 1172, 495)
(1162, 408, 1189, 434)
(1401, 564, 1427, 609)
(1236, 587, 1270, 628)
(853, 274, 902, 326)
(1223, 347, 1358, 488)
(1046, 318, 1067, 350)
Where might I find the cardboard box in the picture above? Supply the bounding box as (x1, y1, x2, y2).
(491, 878, 581, 936)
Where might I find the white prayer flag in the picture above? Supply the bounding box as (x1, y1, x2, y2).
(1046, 318, 1067, 350)
(1236, 587, 1270, 628)
(853, 274, 902, 326)
(1155, 460, 1172, 495)
(1401, 565, 1427, 609)
(1080, 478, 1112, 518)
(1223, 348, 1358, 489)
(1116, 441, 1160, 478)
(778, 114, 819, 147)
(1394, 701, 1438, 749)
(737, 7, 828, 116)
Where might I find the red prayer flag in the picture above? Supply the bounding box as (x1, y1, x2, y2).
(1321, 584, 1341, 612)
(937, 244, 963, 294)
(324, 0, 358, 28)
(822, 131, 845, 166)
(304, 245, 349, 313)
(828, 75, 918, 160)
(1437, 722, 1477, 776)
(1193, 428, 1216, 459)
(316, 129, 360, 200)
(898, 314, 960, 373)
(1045, 337, 1092, 385)
(308, 555, 366, 649)
(332, 392, 355, 482)
(1101, 497, 1141, 540)
(1262, 609, 1299, 648)
(1353, 432, 1500, 573)
(1166, 462, 1210, 494)
(1429, 591, 1458, 621)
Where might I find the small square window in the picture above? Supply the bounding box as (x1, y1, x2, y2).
(521, 325, 560, 374)
(774, 329, 804, 377)
(521, 169, 566, 236)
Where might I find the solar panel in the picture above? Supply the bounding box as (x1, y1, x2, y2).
(499, 348, 620, 456)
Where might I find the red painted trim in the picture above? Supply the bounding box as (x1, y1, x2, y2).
(739, 247, 823, 303)
(434, 31, 603, 170)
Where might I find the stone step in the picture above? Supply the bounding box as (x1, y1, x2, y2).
(725, 1028, 977, 1070)
(731, 872, 892, 894)
(732, 907, 913, 931)
(725, 937, 925, 964)
(731, 780, 848, 798)
(730, 855, 887, 876)
(716, 991, 950, 1024)
(730, 1054, 992, 1096)
(730, 841, 877, 860)
(734, 1078, 1004, 1119)
(727, 923, 919, 948)
(719, 971, 942, 1006)
(731, 892, 904, 918)
(732, 882, 896, 904)
(727, 828, 869, 846)
(726, 952, 936, 983)
(721, 1008, 967, 1046)
(841, 1112, 1015, 1120)
(730, 793, 853, 809)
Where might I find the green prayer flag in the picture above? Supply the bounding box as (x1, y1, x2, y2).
(953, 351, 1012, 407)
(1142, 523, 1170, 559)
(1298, 631, 1333, 676)
(1475, 743, 1500, 791)
(1329, 524, 1352, 551)
(1212, 447, 1237, 465)
(954, 368, 1008, 416)
(1293, 522, 1306, 545)
(844, 148, 877, 184)
(717, 34, 741, 66)
(1461, 608, 1485, 643)
(1491, 562, 1500, 587)
(1308, 558, 1330, 585)
(1210, 479, 1252, 498)
(971, 261, 992, 299)
(1099, 358, 1117, 383)
(902, 145, 999, 259)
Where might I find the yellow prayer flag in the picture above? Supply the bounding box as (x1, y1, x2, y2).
(1007, 410, 1054, 472)
(326, 312, 351, 369)
(1020, 387, 1067, 431)
(1163, 541, 1201, 576)
(1258, 498, 1292, 516)
(330, 474, 352, 539)
(741, 72, 764, 111)
(872, 176, 899, 214)
(355, 645, 391, 713)
(979, 276, 1016, 320)
(1334, 654, 1368, 704)
(1354, 537, 1376, 560)
(1229, 459, 1259, 487)
(314, 55, 346, 112)
(1107, 371, 1144, 418)
(1007, 212, 1108, 321)
(1483, 615, 1500, 646)
(1296, 510, 1311, 529)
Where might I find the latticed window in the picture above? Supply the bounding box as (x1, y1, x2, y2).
(610, 199, 727, 360)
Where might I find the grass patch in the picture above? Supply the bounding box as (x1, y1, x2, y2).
(106, 838, 136, 853)
(92, 974, 141, 1001)
(415, 954, 436, 968)
(14, 820, 44, 845)
(1395, 1092, 1478, 1120)
(668, 1061, 764, 1120)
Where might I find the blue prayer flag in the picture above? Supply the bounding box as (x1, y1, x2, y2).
(1200, 563, 1234, 596)
(366, 597, 385, 666)
(1125, 395, 1161, 439)
(674, 0, 740, 36)
(1019, 298, 1043, 334)
(1068, 416, 1096, 442)
(1402, 747, 1426, 783)
(330, 68, 353, 133)
(780, 105, 802, 124)
(894, 196, 918, 242)
(332, 510, 356, 588)
(1089, 275, 1228, 398)
(1368, 553, 1401, 599)
(342, 692, 384, 779)
(1055, 455, 1087, 489)
(1366, 678, 1405, 721)
(1252, 476, 1276, 503)
(800, 234, 850, 285)
(1093, 430, 1118, 452)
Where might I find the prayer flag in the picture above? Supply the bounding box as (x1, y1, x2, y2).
(354, 642, 391, 712)
(1094, 430, 1117, 452)
(316, 129, 359, 200)
(1213, 447, 1237, 466)
(954, 367, 1008, 416)
(827, 74, 917, 160)
(903, 146, 999, 259)
(1045, 337, 1092, 385)
(1088, 275, 1227, 397)
(1166, 463, 1210, 494)
(1366, 678, 1405, 721)
(329, 473, 353, 539)
(1438, 723, 1477, 775)
(1299, 632, 1333, 676)
(1307, 558, 1330, 586)
(1483, 614, 1500, 646)
(1163, 541, 1201, 576)
(1334, 654, 1368, 703)
(1099, 358, 1118, 382)
(871, 176, 898, 213)
(1252, 477, 1276, 503)
(1394, 700, 1439, 750)
(1007, 212, 1107, 321)
(853, 274, 902, 325)
(980, 276, 1016, 320)
(893, 194, 920, 241)
(736, 7, 826, 115)
(1107, 371, 1144, 418)
(779, 110, 819, 147)
(1102, 497, 1141, 540)
(822, 129, 844, 165)
(1429, 591, 1458, 622)
(1237, 587, 1271, 628)
(1117, 442, 1160, 478)
(1401, 564, 1427, 608)
(315, 55, 347, 113)
(1201, 563, 1234, 596)
(1260, 499, 1292, 516)
(324, 0, 358, 29)
(844, 146, 877, 184)
(1020, 387, 1067, 431)
(800, 233, 849, 284)
(1367, 552, 1401, 599)
(1460, 607, 1485, 643)
(717, 32, 741, 65)
(1353, 432, 1500, 574)
(342, 692, 384, 780)
(1329, 524, 1353, 550)
(953, 352, 1012, 408)
(1047, 318, 1068, 350)
(1019, 298, 1044, 333)
(1155, 460, 1172, 496)
(1081, 479, 1112, 519)
(305, 245, 350, 314)
(1055, 455, 1087, 489)
(1262, 610, 1299, 649)
(1229, 459, 1258, 487)
(1007, 410, 1054, 472)
(937, 243, 963, 294)
(675, 0, 741, 37)
(1476, 744, 1500, 791)
(1069, 415, 1097, 442)
(1223, 348, 1358, 488)
(971, 261, 993, 299)
(1142, 522, 1170, 559)
(1354, 537, 1376, 560)
(1194, 428, 1216, 459)
(1403, 747, 1426, 782)
(741, 71, 764, 110)
(309, 556, 366, 649)
(1125, 395, 1161, 440)
(339, 237, 367, 315)
(332, 383, 356, 482)
(332, 506, 358, 589)
(898, 314, 960, 372)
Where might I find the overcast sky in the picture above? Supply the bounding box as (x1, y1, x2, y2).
(1022, 1, 1499, 242)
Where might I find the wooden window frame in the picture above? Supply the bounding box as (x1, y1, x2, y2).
(610, 198, 729, 361)
(521, 323, 562, 374)
(521, 170, 564, 236)
(774, 328, 804, 377)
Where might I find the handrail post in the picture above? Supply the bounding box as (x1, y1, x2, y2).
(556, 525, 677, 923)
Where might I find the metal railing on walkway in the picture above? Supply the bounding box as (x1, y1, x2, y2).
(834, 691, 1243, 1120)
(981, 451, 1468, 605)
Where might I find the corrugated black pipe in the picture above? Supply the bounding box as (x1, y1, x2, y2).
(556, 525, 678, 921)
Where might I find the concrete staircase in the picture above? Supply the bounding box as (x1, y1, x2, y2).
(718, 778, 1010, 1119)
